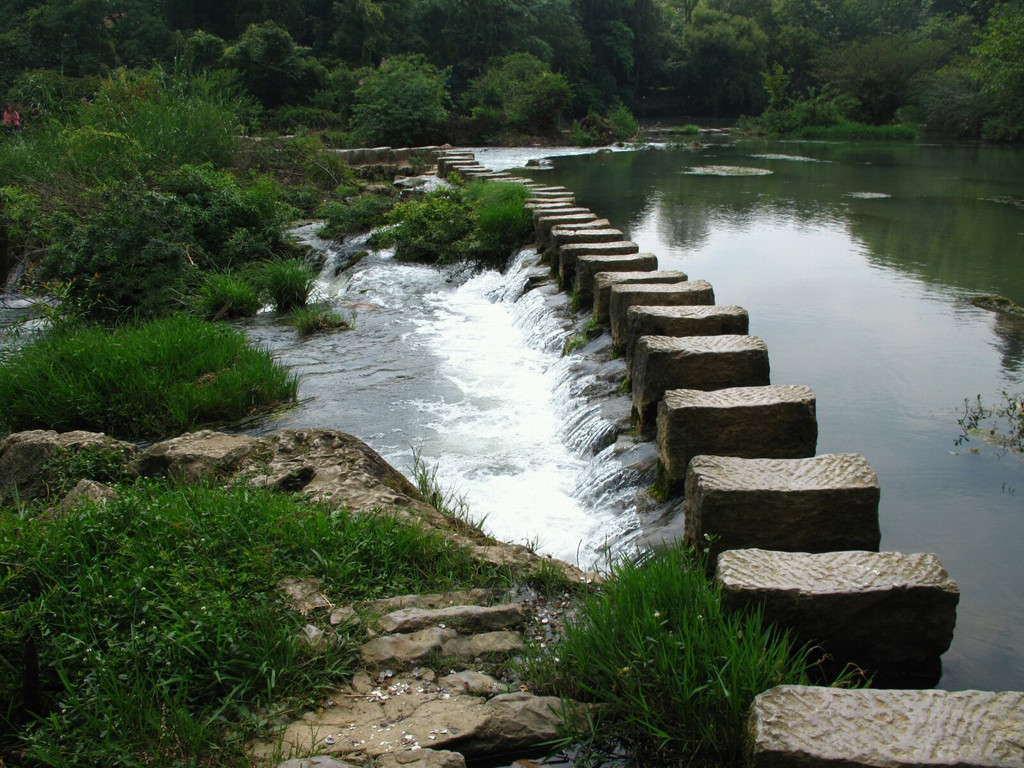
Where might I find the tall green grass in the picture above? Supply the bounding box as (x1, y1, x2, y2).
(195, 271, 264, 319)
(0, 481, 511, 766)
(521, 543, 824, 766)
(260, 257, 316, 312)
(0, 314, 297, 439)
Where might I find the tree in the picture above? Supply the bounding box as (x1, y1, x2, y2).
(350, 54, 449, 146)
(463, 52, 573, 135)
(222, 21, 327, 107)
(970, 1, 1024, 138)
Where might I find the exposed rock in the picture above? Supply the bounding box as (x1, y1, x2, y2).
(438, 671, 506, 696)
(374, 749, 466, 768)
(58, 479, 118, 511)
(0, 429, 135, 501)
(360, 628, 523, 666)
(747, 686, 1024, 768)
(276, 756, 359, 768)
(379, 604, 526, 634)
(131, 430, 257, 482)
(279, 578, 334, 614)
(330, 606, 359, 626)
(450, 692, 566, 755)
(362, 590, 500, 613)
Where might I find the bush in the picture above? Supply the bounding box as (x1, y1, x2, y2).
(608, 102, 639, 140)
(521, 543, 826, 765)
(0, 482, 512, 765)
(195, 271, 264, 319)
(318, 192, 396, 238)
(0, 314, 298, 439)
(350, 55, 449, 147)
(260, 257, 317, 312)
(290, 304, 351, 335)
(463, 53, 573, 137)
(462, 181, 533, 264)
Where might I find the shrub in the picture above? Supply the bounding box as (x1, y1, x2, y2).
(521, 543, 826, 765)
(0, 482, 511, 765)
(318, 193, 396, 238)
(462, 181, 533, 264)
(0, 314, 298, 439)
(195, 271, 264, 319)
(608, 102, 639, 140)
(463, 53, 573, 137)
(260, 257, 316, 312)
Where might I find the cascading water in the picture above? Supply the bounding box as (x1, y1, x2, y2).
(247, 221, 667, 569)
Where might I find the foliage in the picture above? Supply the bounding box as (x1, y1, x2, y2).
(957, 390, 1024, 452)
(290, 304, 351, 336)
(608, 102, 640, 140)
(350, 55, 449, 147)
(318, 192, 396, 238)
(741, 88, 860, 134)
(372, 181, 531, 268)
(222, 21, 328, 109)
(260, 257, 317, 312)
(0, 314, 298, 439)
(463, 53, 574, 138)
(0, 481, 511, 765)
(969, 2, 1024, 140)
(521, 543, 828, 765)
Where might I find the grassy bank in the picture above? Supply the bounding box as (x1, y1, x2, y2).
(0, 314, 297, 439)
(0, 480, 514, 767)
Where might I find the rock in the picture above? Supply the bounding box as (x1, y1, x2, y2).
(609, 281, 715, 352)
(58, 479, 118, 511)
(718, 549, 959, 685)
(451, 693, 566, 755)
(656, 385, 818, 495)
(439, 671, 506, 696)
(279, 578, 333, 614)
(374, 749, 466, 768)
(0, 429, 135, 501)
(534, 213, 599, 249)
(330, 606, 359, 626)
(362, 590, 500, 613)
(625, 305, 749, 367)
(360, 628, 523, 666)
(132, 430, 257, 482)
(558, 241, 640, 286)
(276, 756, 359, 768)
(593, 271, 689, 324)
(572, 253, 659, 306)
(630, 335, 770, 433)
(379, 605, 526, 634)
(747, 686, 1024, 768)
(685, 454, 880, 560)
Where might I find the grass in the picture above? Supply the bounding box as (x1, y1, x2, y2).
(260, 257, 316, 312)
(409, 448, 488, 538)
(792, 121, 918, 140)
(289, 304, 351, 336)
(317, 193, 396, 239)
(0, 480, 514, 767)
(0, 314, 298, 440)
(195, 271, 264, 320)
(520, 543, 832, 766)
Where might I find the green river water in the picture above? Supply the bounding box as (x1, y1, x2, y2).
(536, 137, 1024, 691)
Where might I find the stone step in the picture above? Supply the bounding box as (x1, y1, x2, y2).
(361, 627, 523, 666)
(558, 241, 641, 286)
(534, 212, 599, 249)
(718, 549, 958, 685)
(379, 604, 527, 634)
(550, 226, 625, 254)
(526, 187, 572, 196)
(631, 335, 770, 432)
(525, 200, 576, 211)
(747, 686, 1023, 768)
(610, 281, 715, 351)
(625, 305, 749, 365)
(435, 154, 477, 176)
(574, 253, 659, 306)
(656, 385, 817, 495)
(593, 271, 689, 324)
(685, 454, 880, 560)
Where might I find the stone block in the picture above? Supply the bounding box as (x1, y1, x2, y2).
(610, 281, 715, 351)
(550, 226, 624, 254)
(593, 271, 689, 324)
(656, 385, 817, 495)
(719, 549, 958, 684)
(436, 154, 475, 176)
(574, 253, 659, 306)
(558, 241, 641, 286)
(631, 335, 770, 431)
(625, 305, 749, 365)
(524, 200, 576, 211)
(747, 687, 1023, 768)
(685, 454, 880, 559)
(534, 212, 599, 248)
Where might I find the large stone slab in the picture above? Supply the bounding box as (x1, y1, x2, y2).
(630, 335, 770, 431)
(551, 226, 624, 254)
(625, 305, 749, 365)
(719, 549, 958, 684)
(686, 454, 880, 560)
(534, 212, 599, 248)
(610, 281, 715, 351)
(656, 385, 817, 494)
(558, 241, 641, 286)
(572, 254, 658, 303)
(593, 271, 689, 324)
(747, 686, 1022, 768)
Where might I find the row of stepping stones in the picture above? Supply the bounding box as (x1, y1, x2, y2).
(432, 151, 1022, 768)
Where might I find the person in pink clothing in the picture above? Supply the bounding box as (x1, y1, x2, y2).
(3, 103, 21, 132)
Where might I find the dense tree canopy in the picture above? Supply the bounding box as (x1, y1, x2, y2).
(0, 0, 1021, 136)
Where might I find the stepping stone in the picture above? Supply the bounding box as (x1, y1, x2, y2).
(718, 549, 958, 684)
(436, 155, 475, 175)
(656, 385, 817, 495)
(379, 604, 526, 634)
(631, 335, 770, 432)
(593, 271, 689, 324)
(747, 686, 1023, 768)
(685, 454, 880, 560)
(574, 253, 658, 306)
(625, 305, 749, 366)
(610, 281, 715, 351)
(550, 226, 624, 254)
(535, 212, 599, 249)
(559, 241, 641, 286)
(360, 627, 523, 665)
(525, 200, 576, 211)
